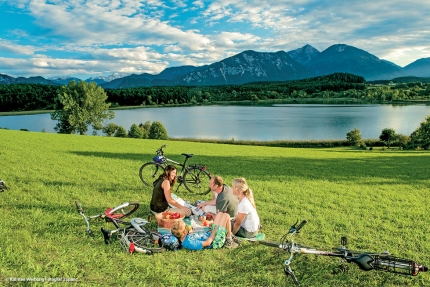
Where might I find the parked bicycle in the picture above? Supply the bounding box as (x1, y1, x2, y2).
(260, 220, 428, 286)
(75, 201, 164, 254)
(139, 144, 211, 195)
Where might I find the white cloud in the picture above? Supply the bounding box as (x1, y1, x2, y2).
(1, 0, 430, 78)
(0, 39, 36, 55)
(192, 0, 204, 9)
(211, 32, 260, 49)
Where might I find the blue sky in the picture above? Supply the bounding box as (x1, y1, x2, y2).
(1, 0, 429, 80)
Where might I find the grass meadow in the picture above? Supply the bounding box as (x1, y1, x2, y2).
(0, 129, 429, 286)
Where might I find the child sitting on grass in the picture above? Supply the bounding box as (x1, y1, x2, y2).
(171, 212, 238, 250)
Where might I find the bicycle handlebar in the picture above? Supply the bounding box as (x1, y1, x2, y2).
(296, 220, 307, 232)
(75, 201, 84, 213)
(289, 219, 307, 234)
(156, 144, 168, 156)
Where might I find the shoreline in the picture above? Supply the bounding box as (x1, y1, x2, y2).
(1, 98, 429, 117)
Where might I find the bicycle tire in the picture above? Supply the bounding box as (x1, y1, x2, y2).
(139, 162, 165, 186)
(125, 230, 165, 253)
(105, 202, 139, 222)
(183, 166, 211, 194)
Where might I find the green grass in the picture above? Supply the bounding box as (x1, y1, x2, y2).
(1, 129, 429, 286)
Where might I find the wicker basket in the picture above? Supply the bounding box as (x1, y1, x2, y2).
(156, 212, 185, 229)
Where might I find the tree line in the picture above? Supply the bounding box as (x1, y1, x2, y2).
(2, 73, 429, 113)
(345, 116, 430, 150)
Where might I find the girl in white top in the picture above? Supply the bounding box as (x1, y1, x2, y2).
(231, 177, 260, 238)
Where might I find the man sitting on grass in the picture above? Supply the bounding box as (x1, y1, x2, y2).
(196, 175, 238, 218)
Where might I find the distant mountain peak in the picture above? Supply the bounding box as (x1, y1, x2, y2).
(287, 44, 320, 65)
(403, 57, 430, 77)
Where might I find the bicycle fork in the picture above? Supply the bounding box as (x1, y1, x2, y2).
(284, 262, 300, 286)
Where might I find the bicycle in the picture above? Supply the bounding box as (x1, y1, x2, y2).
(75, 201, 164, 254)
(139, 144, 211, 195)
(0, 180, 7, 192)
(259, 220, 428, 286)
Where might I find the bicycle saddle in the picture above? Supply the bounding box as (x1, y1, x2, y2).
(350, 254, 374, 271)
(131, 218, 149, 233)
(181, 153, 193, 158)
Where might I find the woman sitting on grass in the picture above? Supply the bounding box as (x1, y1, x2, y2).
(231, 177, 260, 238)
(150, 165, 192, 217)
(171, 212, 238, 250)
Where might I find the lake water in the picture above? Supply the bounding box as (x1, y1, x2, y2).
(1, 104, 430, 141)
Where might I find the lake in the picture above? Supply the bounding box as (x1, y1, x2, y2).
(1, 104, 430, 141)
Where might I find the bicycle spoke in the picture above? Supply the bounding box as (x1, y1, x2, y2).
(183, 167, 211, 194)
(125, 230, 165, 253)
(139, 162, 165, 186)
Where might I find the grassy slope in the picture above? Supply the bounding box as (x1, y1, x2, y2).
(0, 129, 429, 286)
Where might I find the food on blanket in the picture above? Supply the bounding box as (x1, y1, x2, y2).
(198, 215, 206, 221)
(205, 213, 213, 220)
(161, 211, 180, 219)
(202, 221, 208, 227)
(186, 225, 193, 233)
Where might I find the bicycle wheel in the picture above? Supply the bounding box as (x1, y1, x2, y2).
(105, 202, 139, 223)
(139, 162, 165, 186)
(183, 167, 211, 194)
(125, 230, 165, 253)
(372, 254, 428, 276)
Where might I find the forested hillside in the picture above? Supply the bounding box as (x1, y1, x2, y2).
(1, 73, 429, 112)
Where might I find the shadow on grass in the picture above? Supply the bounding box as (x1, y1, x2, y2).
(69, 150, 430, 186)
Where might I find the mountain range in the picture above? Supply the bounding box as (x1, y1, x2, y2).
(1, 44, 430, 89)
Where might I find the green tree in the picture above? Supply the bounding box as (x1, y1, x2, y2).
(410, 115, 430, 149)
(396, 134, 410, 149)
(50, 81, 114, 134)
(128, 123, 144, 138)
(149, 121, 169, 140)
(346, 128, 362, 146)
(102, 123, 119, 137)
(114, 126, 127, 138)
(379, 128, 396, 148)
(139, 121, 151, 139)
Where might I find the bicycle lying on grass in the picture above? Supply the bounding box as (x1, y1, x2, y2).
(0, 180, 8, 192)
(139, 144, 211, 195)
(75, 201, 164, 254)
(260, 220, 428, 286)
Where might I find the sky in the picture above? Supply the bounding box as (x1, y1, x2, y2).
(1, 0, 430, 80)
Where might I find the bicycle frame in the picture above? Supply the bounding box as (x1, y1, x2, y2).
(262, 220, 428, 286)
(75, 201, 161, 254)
(154, 144, 206, 180)
(75, 201, 139, 236)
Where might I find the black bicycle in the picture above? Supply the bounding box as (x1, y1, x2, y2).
(75, 201, 164, 254)
(260, 220, 428, 286)
(139, 144, 211, 195)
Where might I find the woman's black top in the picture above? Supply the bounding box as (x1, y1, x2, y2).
(150, 178, 169, 212)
